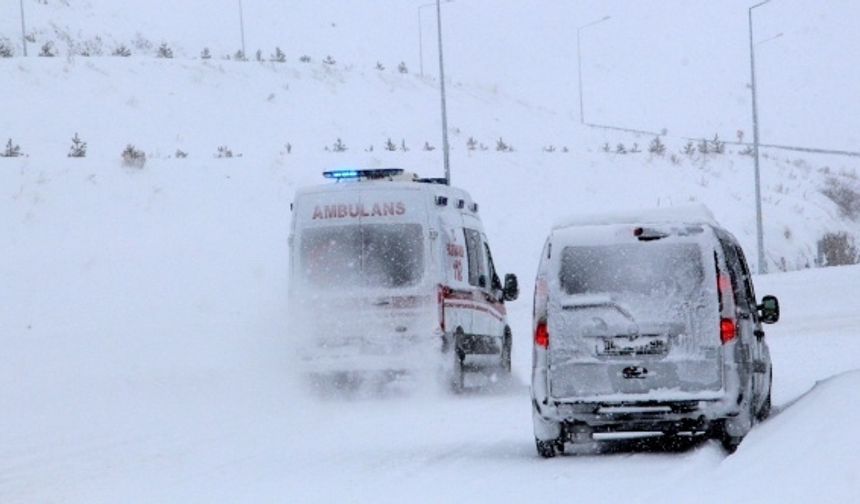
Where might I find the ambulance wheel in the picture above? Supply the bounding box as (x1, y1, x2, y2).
(500, 327, 512, 373)
(449, 329, 466, 393)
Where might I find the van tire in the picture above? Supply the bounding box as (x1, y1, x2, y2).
(536, 436, 565, 458)
(500, 327, 512, 373)
(449, 329, 466, 393)
(711, 421, 744, 454)
(756, 371, 773, 422)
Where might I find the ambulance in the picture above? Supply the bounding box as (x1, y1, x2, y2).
(288, 168, 519, 392)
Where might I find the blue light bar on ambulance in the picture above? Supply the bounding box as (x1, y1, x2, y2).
(322, 168, 405, 180)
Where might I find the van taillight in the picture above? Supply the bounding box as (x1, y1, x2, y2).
(720, 318, 737, 344)
(535, 321, 549, 348)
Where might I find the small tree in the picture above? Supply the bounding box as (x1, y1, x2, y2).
(615, 143, 627, 154)
(648, 136, 666, 156)
(299, 55, 311, 63)
(200, 47, 212, 60)
(68, 133, 87, 158)
(711, 134, 725, 154)
(543, 145, 556, 153)
(323, 55, 336, 65)
(271, 47, 286, 63)
(682, 141, 696, 156)
(739, 145, 754, 156)
(0, 40, 13, 58)
(175, 149, 188, 159)
(284, 142, 292, 154)
(400, 139, 409, 152)
(630, 142, 641, 154)
(697, 138, 710, 155)
(2, 138, 22, 157)
(332, 138, 347, 152)
(466, 137, 478, 151)
(398, 61, 409, 74)
(156, 43, 174, 59)
(121, 145, 146, 168)
(216, 146, 234, 158)
(423, 142, 436, 151)
(385, 138, 397, 151)
(496, 137, 513, 152)
(562, 146, 569, 153)
(255, 49, 263, 62)
(601, 142, 611, 153)
(375, 61, 385, 71)
(112, 44, 132, 57)
(39, 42, 56, 57)
(233, 50, 246, 61)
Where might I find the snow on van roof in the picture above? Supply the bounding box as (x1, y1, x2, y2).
(553, 204, 718, 230)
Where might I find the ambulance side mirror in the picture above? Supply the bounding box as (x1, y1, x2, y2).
(503, 274, 519, 301)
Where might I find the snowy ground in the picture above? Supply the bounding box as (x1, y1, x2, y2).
(2, 154, 859, 503)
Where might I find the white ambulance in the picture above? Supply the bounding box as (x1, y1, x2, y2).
(288, 168, 519, 392)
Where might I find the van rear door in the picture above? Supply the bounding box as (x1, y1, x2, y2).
(547, 224, 723, 402)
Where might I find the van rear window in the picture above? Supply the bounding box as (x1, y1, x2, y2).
(300, 224, 424, 289)
(559, 243, 704, 297)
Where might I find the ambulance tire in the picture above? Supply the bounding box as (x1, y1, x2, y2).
(500, 327, 512, 373)
(449, 329, 466, 393)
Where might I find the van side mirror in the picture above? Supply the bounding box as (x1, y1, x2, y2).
(503, 274, 519, 301)
(478, 275, 487, 288)
(758, 295, 780, 324)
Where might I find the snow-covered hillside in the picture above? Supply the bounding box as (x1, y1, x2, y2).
(3, 0, 860, 149)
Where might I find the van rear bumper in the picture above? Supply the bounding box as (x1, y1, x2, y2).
(533, 394, 740, 437)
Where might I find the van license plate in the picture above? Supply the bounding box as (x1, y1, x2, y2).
(598, 336, 668, 357)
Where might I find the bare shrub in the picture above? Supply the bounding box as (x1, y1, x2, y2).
(121, 145, 146, 168)
(822, 177, 860, 220)
(817, 232, 859, 266)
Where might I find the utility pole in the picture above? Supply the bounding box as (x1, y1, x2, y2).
(576, 16, 610, 124)
(19, 0, 28, 57)
(435, 0, 451, 185)
(238, 0, 246, 58)
(749, 0, 771, 274)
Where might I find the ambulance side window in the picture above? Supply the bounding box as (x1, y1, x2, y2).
(464, 229, 485, 287)
(483, 242, 502, 291)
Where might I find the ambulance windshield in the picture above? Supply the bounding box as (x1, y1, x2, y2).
(300, 224, 425, 289)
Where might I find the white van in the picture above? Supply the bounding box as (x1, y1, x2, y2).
(531, 206, 779, 456)
(288, 169, 519, 392)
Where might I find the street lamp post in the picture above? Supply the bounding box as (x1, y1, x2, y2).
(576, 16, 611, 124)
(434, 0, 451, 185)
(238, 0, 246, 58)
(19, 0, 28, 57)
(749, 0, 774, 274)
(419, 0, 451, 78)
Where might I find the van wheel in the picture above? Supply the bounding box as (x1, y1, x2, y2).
(500, 327, 512, 373)
(536, 438, 564, 458)
(711, 421, 744, 454)
(449, 330, 466, 393)
(756, 371, 773, 422)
